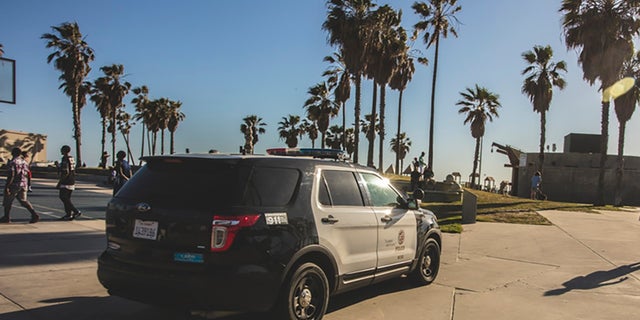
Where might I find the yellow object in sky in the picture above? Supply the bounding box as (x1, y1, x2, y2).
(602, 77, 636, 102)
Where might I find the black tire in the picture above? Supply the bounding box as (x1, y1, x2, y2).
(411, 238, 440, 285)
(276, 262, 330, 320)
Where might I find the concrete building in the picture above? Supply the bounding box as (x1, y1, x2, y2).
(513, 133, 640, 205)
(0, 129, 47, 164)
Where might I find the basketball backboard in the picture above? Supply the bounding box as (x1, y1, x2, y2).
(0, 57, 16, 104)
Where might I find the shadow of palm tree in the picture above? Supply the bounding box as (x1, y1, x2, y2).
(544, 262, 640, 296)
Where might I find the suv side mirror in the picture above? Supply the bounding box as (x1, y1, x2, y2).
(406, 188, 424, 210)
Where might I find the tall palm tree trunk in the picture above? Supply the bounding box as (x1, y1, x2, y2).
(614, 121, 626, 206)
(342, 101, 346, 150)
(428, 36, 440, 171)
(152, 132, 157, 155)
(161, 130, 165, 155)
(596, 101, 609, 206)
(111, 113, 117, 167)
(378, 84, 386, 173)
(101, 119, 107, 160)
(121, 132, 135, 166)
(395, 89, 404, 175)
(471, 136, 480, 189)
(72, 91, 83, 168)
(539, 110, 546, 172)
(170, 131, 175, 154)
(354, 76, 362, 164)
(140, 125, 145, 160)
(367, 83, 377, 167)
(321, 131, 326, 149)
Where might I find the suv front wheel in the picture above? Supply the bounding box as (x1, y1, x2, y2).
(277, 262, 330, 320)
(411, 238, 441, 285)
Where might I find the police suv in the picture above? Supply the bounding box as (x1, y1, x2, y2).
(97, 148, 442, 320)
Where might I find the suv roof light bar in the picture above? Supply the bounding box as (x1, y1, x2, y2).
(266, 148, 347, 160)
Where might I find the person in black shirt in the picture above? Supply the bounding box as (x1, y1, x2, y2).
(56, 145, 81, 220)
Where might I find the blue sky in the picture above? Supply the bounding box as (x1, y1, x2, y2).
(1, 0, 637, 184)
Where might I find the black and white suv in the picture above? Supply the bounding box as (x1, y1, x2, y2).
(97, 149, 441, 320)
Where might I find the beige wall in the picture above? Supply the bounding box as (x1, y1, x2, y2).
(517, 152, 640, 205)
(0, 129, 47, 164)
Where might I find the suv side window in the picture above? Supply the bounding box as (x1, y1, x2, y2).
(320, 170, 364, 206)
(245, 167, 300, 206)
(361, 173, 401, 207)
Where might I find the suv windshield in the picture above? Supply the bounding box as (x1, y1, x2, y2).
(116, 158, 300, 209)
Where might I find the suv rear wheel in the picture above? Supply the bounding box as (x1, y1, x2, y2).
(277, 262, 330, 320)
(411, 238, 440, 285)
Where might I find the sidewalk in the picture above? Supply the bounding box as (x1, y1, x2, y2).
(325, 209, 640, 320)
(1, 206, 639, 319)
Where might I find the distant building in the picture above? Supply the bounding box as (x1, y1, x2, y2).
(508, 133, 640, 205)
(0, 129, 47, 164)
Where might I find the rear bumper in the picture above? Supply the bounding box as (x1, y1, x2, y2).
(97, 251, 280, 312)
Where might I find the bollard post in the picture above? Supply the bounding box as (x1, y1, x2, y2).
(462, 190, 477, 224)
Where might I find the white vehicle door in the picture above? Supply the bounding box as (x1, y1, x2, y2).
(313, 168, 378, 284)
(360, 172, 417, 275)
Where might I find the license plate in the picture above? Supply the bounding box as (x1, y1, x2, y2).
(174, 252, 204, 263)
(133, 219, 159, 240)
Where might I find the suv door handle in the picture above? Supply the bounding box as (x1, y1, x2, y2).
(381, 215, 392, 223)
(321, 215, 339, 224)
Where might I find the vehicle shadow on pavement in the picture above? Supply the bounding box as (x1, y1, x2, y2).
(327, 276, 415, 312)
(0, 231, 104, 267)
(544, 262, 640, 296)
(1, 296, 193, 320)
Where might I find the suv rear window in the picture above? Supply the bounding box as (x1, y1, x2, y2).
(117, 159, 300, 208)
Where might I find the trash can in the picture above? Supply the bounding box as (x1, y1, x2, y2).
(462, 190, 477, 224)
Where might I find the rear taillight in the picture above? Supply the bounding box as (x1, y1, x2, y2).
(211, 214, 261, 252)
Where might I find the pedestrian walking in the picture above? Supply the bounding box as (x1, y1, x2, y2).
(418, 152, 426, 173)
(1, 147, 40, 223)
(113, 150, 132, 195)
(57, 145, 81, 220)
(99, 151, 110, 169)
(530, 171, 542, 200)
(410, 160, 421, 191)
(21, 151, 33, 192)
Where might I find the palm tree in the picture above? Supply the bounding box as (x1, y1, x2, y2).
(412, 0, 462, 171)
(301, 118, 319, 148)
(323, 0, 377, 163)
(304, 82, 340, 148)
(560, 0, 640, 205)
(360, 113, 379, 165)
(323, 50, 351, 149)
(97, 64, 131, 163)
(325, 125, 344, 149)
(42, 22, 95, 167)
(240, 115, 266, 154)
(90, 78, 110, 162)
(521, 45, 567, 172)
(390, 53, 415, 174)
(390, 132, 411, 174)
(116, 109, 136, 165)
(154, 98, 171, 155)
(131, 86, 151, 158)
(167, 99, 185, 154)
(364, 5, 404, 170)
(456, 85, 501, 189)
(344, 127, 356, 158)
(612, 51, 640, 206)
(278, 115, 303, 148)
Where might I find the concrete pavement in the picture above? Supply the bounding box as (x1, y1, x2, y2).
(0, 182, 639, 319)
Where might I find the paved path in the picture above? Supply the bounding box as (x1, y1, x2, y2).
(0, 180, 639, 319)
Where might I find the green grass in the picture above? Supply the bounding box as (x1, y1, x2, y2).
(419, 188, 633, 233)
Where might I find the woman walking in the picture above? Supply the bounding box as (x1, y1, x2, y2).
(57, 145, 81, 220)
